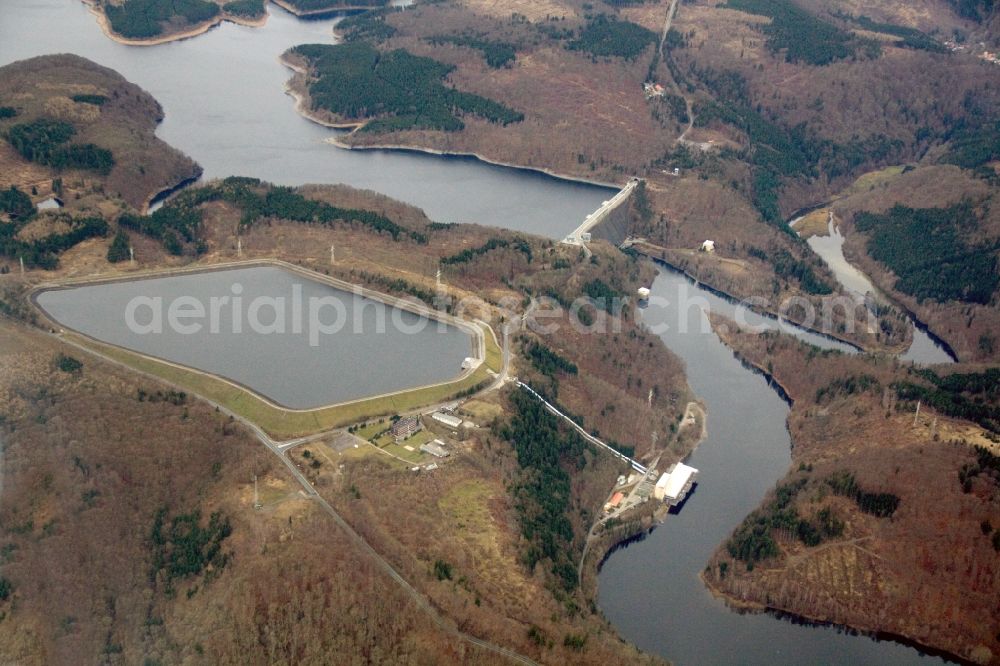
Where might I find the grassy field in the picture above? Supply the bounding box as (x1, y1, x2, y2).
(794, 209, 831, 238)
(376, 428, 436, 464)
(842, 165, 907, 197)
(64, 320, 500, 439)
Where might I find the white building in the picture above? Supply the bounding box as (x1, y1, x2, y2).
(654, 462, 699, 505)
(431, 411, 463, 429)
(700, 240, 716, 253)
(461, 357, 482, 371)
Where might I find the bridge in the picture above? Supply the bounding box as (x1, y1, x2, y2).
(517, 381, 648, 474)
(562, 177, 639, 246)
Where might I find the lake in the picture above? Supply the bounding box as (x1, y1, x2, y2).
(0, 0, 612, 236)
(35, 265, 474, 409)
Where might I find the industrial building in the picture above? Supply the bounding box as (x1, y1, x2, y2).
(431, 411, 463, 429)
(604, 491, 625, 513)
(654, 463, 698, 506)
(420, 439, 450, 458)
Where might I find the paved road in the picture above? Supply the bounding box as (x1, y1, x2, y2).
(41, 324, 540, 666)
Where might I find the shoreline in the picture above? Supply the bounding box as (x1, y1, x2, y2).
(277, 54, 625, 190)
(144, 169, 204, 214)
(631, 244, 883, 355)
(328, 135, 627, 190)
(838, 240, 960, 363)
(82, 0, 270, 47)
(788, 213, 959, 363)
(700, 573, 972, 665)
(270, 0, 383, 18)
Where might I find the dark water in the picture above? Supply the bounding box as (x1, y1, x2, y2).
(0, 0, 612, 235)
(597, 269, 946, 665)
(36, 266, 472, 408)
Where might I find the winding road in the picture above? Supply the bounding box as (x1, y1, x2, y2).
(658, 0, 697, 143)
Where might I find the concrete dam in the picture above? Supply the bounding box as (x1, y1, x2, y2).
(562, 178, 638, 248)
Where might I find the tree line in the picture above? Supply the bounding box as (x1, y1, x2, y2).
(441, 236, 531, 265)
(119, 205, 203, 256)
(71, 94, 108, 106)
(337, 9, 398, 42)
(846, 15, 947, 53)
(120, 177, 427, 255)
(567, 15, 657, 61)
(746, 245, 833, 295)
(947, 0, 997, 22)
(6, 118, 114, 174)
(104, 0, 219, 39)
(149, 507, 232, 596)
(292, 42, 523, 133)
(727, 474, 856, 567)
(524, 340, 578, 378)
(283, 0, 388, 10)
(825, 470, 900, 518)
(726, 0, 880, 66)
(0, 212, 108, 269)
(854, 203, 999, 305)
(0, 186, 34, 220)
(500, 389, 589, 591)
(222, 0, 265, 18)
(428, 34, 517, 68)
(895, 366, 1000, 435)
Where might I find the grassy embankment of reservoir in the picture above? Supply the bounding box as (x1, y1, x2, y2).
(44, 285, 500, 440)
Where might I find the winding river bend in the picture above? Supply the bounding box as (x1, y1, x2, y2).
(597, 268, 947, 665)
(798, 214, 956, 365)
(0, 3, 952, 664)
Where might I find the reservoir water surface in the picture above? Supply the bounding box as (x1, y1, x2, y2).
(0, 0, 612, 236)
(36, 266, 473, 409)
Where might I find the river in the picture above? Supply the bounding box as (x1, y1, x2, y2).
(0, 2, 953, 664)
(795, 213, 956, 365)
(597, 268, 947, 665)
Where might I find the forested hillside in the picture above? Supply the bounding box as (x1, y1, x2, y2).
(104, 0, 220, 39)
(0, 55, 200, 209)
(290, 42, 523, 132)
(706, 321, 1000, 664)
